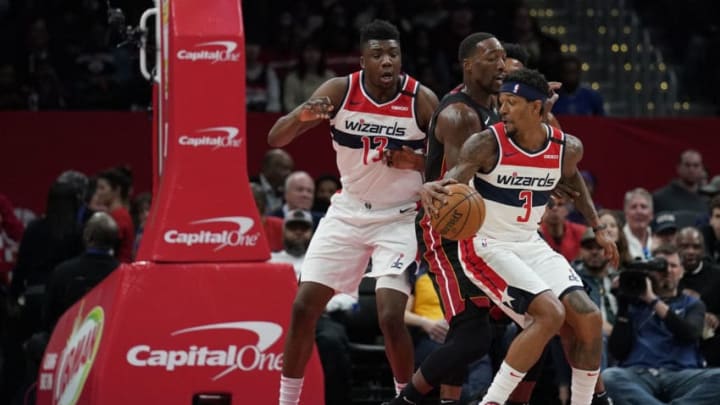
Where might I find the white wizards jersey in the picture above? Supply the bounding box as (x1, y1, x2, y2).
(329, 71, 425, 207)
(473, 122, 566, 241)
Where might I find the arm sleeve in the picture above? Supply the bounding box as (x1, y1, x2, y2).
(663, 299, 705, 343)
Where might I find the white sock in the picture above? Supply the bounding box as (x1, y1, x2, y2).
(279, 375, 303, 405)
(571, 367, 600, 405)
(394, 377, 407, 395)
(481, 361, 526, 404)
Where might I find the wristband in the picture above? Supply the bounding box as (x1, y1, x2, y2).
(649, 297, 660, 307)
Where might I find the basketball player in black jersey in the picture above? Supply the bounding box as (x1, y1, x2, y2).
(388, 32, 506, 405)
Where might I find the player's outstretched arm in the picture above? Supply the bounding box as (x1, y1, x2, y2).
(560, 134, 619, 267)
(267, 77, 347, 147)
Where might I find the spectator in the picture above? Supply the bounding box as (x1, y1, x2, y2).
(653, 149, 708, 214)
(603, 244, 720, 404)
(650, 212, 679, 251)
(11, 181, 83, 335)
(623, 188, 654, 260)
(597, 209, 633, 269)
(507, 3, 562, 80)
(93, 168, 134, 263)
(0, 63, 27, 109)
(246, 40, 281, 112)
(269, 171, 323, 228)
(251, 149, 294, 215)
(701, 175, 720, 200)
(312, 174, 341, 214)
(282, 40, 335, 112)
(676, 226, 720, 366)
(540, 196, 587, 262)
(43, 212, 120, 332)
(700, 195, 720, 263)
(0, 193, 24, 284)
(552, 55, 605, 116)
(251, 183, 283, 253)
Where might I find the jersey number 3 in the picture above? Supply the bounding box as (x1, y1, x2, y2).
(517, 190, 533, 222)
(361, 136, 388, 165)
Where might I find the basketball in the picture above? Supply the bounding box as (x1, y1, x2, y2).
(429, 183, 486, 240)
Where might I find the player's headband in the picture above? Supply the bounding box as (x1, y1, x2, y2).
(500, 81, 547, 103)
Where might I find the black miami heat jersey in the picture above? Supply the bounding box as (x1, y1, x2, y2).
(417, 90, 500, 319)
(425, 91, 500, 182)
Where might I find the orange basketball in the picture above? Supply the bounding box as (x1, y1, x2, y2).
(429, 183, 486, 241)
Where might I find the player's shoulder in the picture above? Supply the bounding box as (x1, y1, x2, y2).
(312, 76, 350, 108)
(415, 83, 439, 108)
(436, 99, 482, 124)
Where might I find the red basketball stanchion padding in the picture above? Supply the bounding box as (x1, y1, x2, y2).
(35, 0, 324, 403)
(35, 263, 324, 405)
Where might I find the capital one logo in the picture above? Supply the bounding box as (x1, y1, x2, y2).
(178, 126, 242, 150)
(164, 216, 260, 250)
(126, 321, 283, 381)
(176, 41, 241, 63)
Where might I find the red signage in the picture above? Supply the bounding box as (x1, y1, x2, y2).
(136, 0, 270, 262)
(36, 263, 324, 404)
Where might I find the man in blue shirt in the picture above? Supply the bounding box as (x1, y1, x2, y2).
(602, 244, 720, 404)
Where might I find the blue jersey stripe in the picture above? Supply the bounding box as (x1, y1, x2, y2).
(473, 177, 551, 207)
(331, 128, 426, 150)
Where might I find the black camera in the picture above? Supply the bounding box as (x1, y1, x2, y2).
(618, 258, 668, 297)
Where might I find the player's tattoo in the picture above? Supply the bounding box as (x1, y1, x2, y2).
(565, 290, 598, 315)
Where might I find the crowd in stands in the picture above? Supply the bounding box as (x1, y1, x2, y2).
(0, 0, 609, 116)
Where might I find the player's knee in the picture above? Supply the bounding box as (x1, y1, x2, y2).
(564, 291, 602, 341)
(575, 308, 602, 342)
(377, 307, 405, 336)
(290, 298, 325, 325)
(530, 292, 565, 332)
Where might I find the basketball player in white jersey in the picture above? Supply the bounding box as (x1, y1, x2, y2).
(421, 68, 619, 405)
(268, 20, 439, 405)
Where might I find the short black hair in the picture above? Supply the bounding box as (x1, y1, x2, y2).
(98, 168, 132, 200)
(504, 67, 550, 97)
(457, 32, 495, 62)
(503, 42, 529, 66)
(652, 243, 678, 257)
(360, 19, 400, 44)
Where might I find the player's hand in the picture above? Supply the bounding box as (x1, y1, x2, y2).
(595, 227, 620, 268)
(419, 179, 457, 215)
(551, 183, 580, 201)
(384, 146, 422, 170)
(423, 319, 449, 343)
(298, 96, 334, 122)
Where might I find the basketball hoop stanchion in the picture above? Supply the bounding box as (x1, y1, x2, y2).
(35, 1, 324, 404)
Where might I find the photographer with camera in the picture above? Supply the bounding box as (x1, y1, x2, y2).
(602, 244, 720, 404)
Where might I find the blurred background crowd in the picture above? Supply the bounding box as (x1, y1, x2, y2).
(0, 0, 718, 114)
